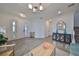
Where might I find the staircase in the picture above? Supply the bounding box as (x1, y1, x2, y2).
(74, 27, 79, 43)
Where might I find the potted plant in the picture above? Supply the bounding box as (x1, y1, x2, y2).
(0, 34, 8, 45)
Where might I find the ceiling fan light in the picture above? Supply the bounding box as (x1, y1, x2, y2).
(28, 4, 32, 9)
(39, 5, 43, 11)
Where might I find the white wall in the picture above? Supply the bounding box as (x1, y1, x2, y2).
(0, 14, 27, 41)
(0, 12, 47, 39)
(34, 20, 45, 38)
(28, 17, 46, 38)
(0, 11, 74, 40)
(27, 12, 74, 38)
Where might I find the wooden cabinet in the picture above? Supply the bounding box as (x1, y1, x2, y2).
(52, 33, 71, 44)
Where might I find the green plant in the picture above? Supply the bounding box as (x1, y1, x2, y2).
(0, 34, 8, 45)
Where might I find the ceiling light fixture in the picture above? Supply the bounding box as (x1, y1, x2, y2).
(58, 10, 62, 15)
(39, 3, 43, 11)
(28, 3, 44, 12)
(28, 4, 32, 9)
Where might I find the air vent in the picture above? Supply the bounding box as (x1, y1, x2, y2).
(68, 3, 75, 7)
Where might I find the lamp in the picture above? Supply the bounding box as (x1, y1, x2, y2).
(28, 3, 44, 12)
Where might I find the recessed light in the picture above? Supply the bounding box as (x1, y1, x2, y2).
(58, 10, 62, 15)
(19, 13, 26, 18)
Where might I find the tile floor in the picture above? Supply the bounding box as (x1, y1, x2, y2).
(8, 37, 70, 56)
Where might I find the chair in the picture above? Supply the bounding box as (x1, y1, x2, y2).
(0, 44, 15, 56)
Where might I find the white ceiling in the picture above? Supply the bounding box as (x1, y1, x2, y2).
(0, 3, 78, 19)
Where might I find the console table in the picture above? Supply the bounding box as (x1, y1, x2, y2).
(52, 33, 71, 44)
(53, 20, 72, 44)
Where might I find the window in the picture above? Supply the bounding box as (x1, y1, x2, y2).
(0, 26, 6, 34)
(12, 21, 16, 38)
(24, 24, 27, 37)
(12, 21, 16, 33)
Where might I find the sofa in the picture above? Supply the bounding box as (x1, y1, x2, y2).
(70, 43, 79, 56)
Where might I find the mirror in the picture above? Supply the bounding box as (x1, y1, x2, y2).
(56, 20, 66, 33)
